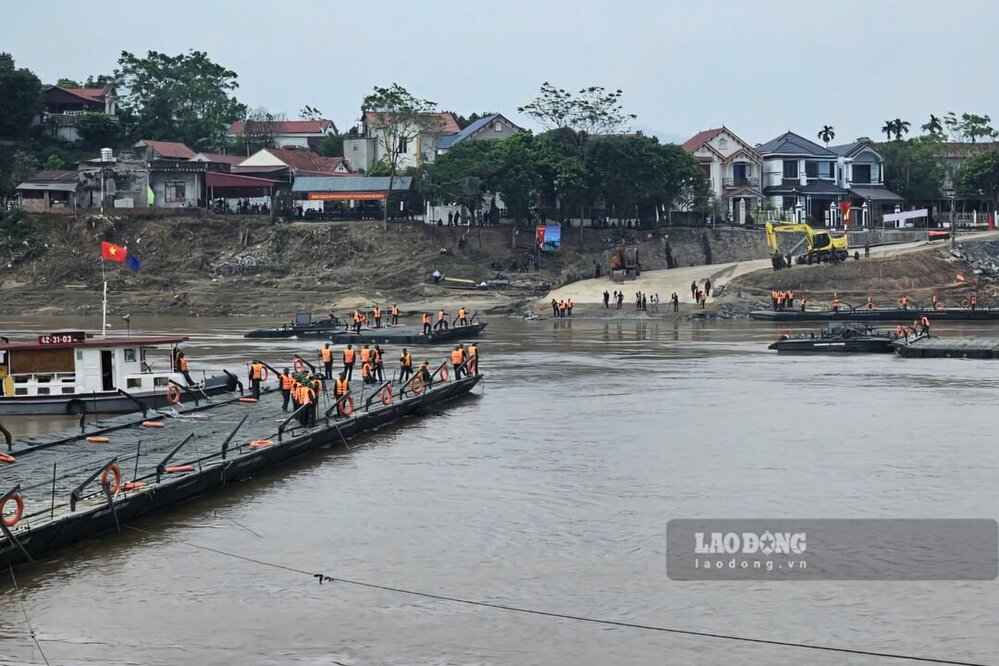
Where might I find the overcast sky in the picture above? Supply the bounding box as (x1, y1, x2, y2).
(7, 0, 998, 146)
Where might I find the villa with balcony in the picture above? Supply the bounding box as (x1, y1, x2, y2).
(681, 127, 762, 224)
(41, 85, 119, 143)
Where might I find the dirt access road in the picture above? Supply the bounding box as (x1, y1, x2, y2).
(540, 231, 999, 306)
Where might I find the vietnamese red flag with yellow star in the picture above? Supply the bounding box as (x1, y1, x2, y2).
(100, 241, 127, 263)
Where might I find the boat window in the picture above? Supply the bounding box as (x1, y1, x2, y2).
(124, 348, 137, 362)
(36, 387, 50, 395)
(14, 388, 26, 396)
(127, 378, 141, 389)
(153, 377, 170, 387)
(76, 350, 83, 361)
(61, 387, 75, 394)
(13, 348, 74, 375)
(37, 374, 52, 383)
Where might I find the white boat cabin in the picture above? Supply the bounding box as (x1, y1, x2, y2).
(0, 332, 188, 398)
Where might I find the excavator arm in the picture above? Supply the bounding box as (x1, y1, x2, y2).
(764, 221, 848, 263)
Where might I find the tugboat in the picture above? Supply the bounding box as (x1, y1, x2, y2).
(0, 331, 236, 415)
(244, 312, 346, 339)
(769, 323, 897, 354)
(245, 311, 487, 345)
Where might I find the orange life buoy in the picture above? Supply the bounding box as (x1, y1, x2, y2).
(166, 385, 181, 405)
(339, 396, 355, 416)
(238, 397, 258, 403)
(101, 464, 122, 493)
(166, 465, 194, 474)
(411, 375, 425, 395)
(0, 453, 14, 464)
(142, 420, 165, 428)
(962, 299, 970, 307)
(260, 366, 270, 382)
(86, 436, 110, 443)
(250, 439, 273, 449)
(380, 385, 393, 406)
(293, 358, 305, 373)
(2, 493, 24, 527)
(440, 366, 449, 381)
(122, 481, 146, 491)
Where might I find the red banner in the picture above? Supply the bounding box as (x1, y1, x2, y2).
(839, 201, 852, 222)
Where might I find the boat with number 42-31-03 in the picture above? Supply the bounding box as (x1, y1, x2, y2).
(0, 332, 237, 415)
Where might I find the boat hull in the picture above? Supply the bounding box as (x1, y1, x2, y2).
(751, 308, 999, 322)
(0, 375, 480, 569)
(769, 338, 895, 353)
(0, 374, 235, 416)
(245, 322, 487, 345)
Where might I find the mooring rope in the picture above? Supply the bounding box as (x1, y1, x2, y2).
(7, 565, 50, 666)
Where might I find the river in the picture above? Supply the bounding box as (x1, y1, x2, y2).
(0, 314, 996, 665)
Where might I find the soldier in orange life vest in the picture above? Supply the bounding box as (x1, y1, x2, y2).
(399, 348, 413, 384)
(373, 306, 382, 328)
(352, 310, 363, 333)
(342, 344, 355, 381)
(418, 360, 432, 389)
(360, 345, 371, 369)
(298, 380, 316, 427)
(280, 368, 294, 411)
(435, 308, 449, 331)
(566, 298, 573, 317)
(361, 359, 375, 384)
(373, 345, 384, 382)
(249, 359, 265, 399)
(898, 295, 909, 310)
(866, 295, 874, 310)
(176, 352, 195, 385)
(831, 296, 841, 312)
(457, 307, 468, 326)
(467, 342, 479, 374)
(451, 345, 465, 380)
(391, 304, 400, 325)
(320, 343, 334, 379)
(920, 315, 931, 336)
(421, 312, 432, 335)
(334, 372, 349, 398)
(971, 295, 978, 311)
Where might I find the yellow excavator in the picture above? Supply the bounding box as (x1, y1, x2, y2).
(765, 221, 849, 265)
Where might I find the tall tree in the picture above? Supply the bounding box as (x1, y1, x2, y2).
(881, 135, 945, 202)
(817, 125, 835, 146)
(881, 120, 895, 142)
(240, 107, 286, 154)
(299, 105, 323, 121)
(519, 82, 636, 136)
(921, 114, 943, 136)
(0, 53, 42, 139)
(114, 50, 247, 149)
(361, 83, 441, 230)
(76, 112, 122, 148)
(892, 118, 911, 141)
(944, 112, 996, 143)
(956, 150, 999, 209)
(56, 78, 81, 88)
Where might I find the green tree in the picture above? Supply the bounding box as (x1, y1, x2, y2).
(56, 78, 81, 88)
(817, 125, 835, 146)
(892, 118, 911, 140)
(361, 83, 441, 229)
(114, 50, 247, 148)
(921, 114, 943, 136)
(44, 154, 66, 170)
(1, 150, 40, 196)
(489, 133, 541, 227)
(299, 105, 324, 121)
(881, 120, 895, 142)
(880, 135, 945, 202)
(315, 134, 344, 158)
(944, 112, 996, 143)
(956, 150, 999, 208)
(76, 112, 122, 147)
(239, 107, 286, 154)
(0, 53, 42, 138)
(0, 208, 44, 262)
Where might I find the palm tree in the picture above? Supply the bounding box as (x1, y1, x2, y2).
(922, 114, 943, 135)
(817, 125, 835, 146)
(881, 120, 895, 142)
(893, 118, 911, 141)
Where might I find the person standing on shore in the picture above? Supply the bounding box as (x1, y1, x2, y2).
(690, 281, 697, 299)
(672, 292, 679, 312)
(603, 290, 610, 308)
(641, 293, 647, 311)
(551, 299, 559, 317)
(373, 305, 383, 328)
(617, 291, 624, 309)
(704, 278, 712, 298)
(391, 304, 400, 325)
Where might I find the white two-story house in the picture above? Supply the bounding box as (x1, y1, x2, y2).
(758, 131, 852, 226)
(343, 111, 461, 173)
(681, 127, 762, 224)
(828, 141, 903, 223)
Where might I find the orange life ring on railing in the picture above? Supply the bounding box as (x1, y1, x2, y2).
(86, 436, 110, 443)
(293, 358, 305, 373)
(2, 493, 24, 527)
(142, 420, 165, 428)
(440, 366, 449, 381)
(935, 302, 944, 311)
(101, 464, 122, 494)
(260, 366, 270, 381)
(411, 375, 425, 395)
(166, 385, 181, 405)
(380, 385, 393, 406)
(250, 439, 273, 449)
(339, 396, 355, 416)
(0, 453, 14, 464)
(962, 299, 970, 308)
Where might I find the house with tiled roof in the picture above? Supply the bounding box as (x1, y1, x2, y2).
(757, 131, 853, 225)
(189, 152, 246, 166)
(133, 140, 196, 161)
(436, 114, 523, 154)
(41, 85, 119, 142)
(681, 126, 762, 224)
(345, 111, 462, 172)
(15, 171, 81, 212)
(226, 119, 336, 150)
(236, 147, 352, 178)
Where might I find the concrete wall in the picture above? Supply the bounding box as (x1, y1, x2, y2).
(344, 137, 376, 171)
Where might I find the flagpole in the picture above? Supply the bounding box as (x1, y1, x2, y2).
(100, 258, 107, 339)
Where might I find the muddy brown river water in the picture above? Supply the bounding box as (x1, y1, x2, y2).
(0, 314, 996, 665)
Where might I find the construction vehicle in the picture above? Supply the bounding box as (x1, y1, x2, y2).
(765, 221, 849, 265)
(609, 246, 640, 280)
